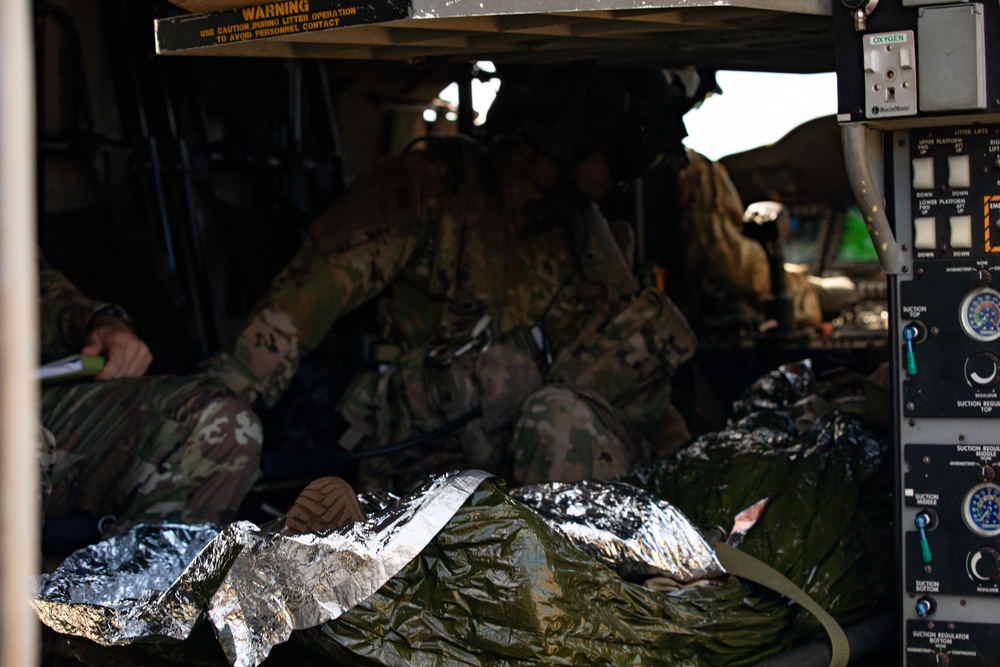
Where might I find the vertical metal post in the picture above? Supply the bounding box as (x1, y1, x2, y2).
(633, 176, 645, 270)
(457, 73, 474, 136)
(0, 0, 40, 664)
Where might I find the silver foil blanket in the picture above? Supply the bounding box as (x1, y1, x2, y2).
(32, 522, 237, 643)
(35, 469, 491, 667)
(510, 480, 725, 582)
(34, 472, 723, 666)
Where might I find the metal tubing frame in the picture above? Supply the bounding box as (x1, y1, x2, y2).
(0, 0, 40, 664)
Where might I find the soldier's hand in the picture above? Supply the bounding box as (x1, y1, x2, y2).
(82, 315, 153, 380)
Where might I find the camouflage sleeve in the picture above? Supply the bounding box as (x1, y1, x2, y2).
(264, 149, 448, 347)
(674, 150, 771, 306)
(206, 149, 450, 407)
(38, 251, 122, 354)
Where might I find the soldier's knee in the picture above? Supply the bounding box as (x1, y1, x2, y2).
(181, 392, 263, 520)
(184, 387, 264, 472)
(212, 394, 264, 459)
(510, 386, 630, 484)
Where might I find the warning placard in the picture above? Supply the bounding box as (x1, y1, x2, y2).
(155, 0, 409, 53)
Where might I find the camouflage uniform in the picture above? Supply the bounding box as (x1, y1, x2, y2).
(673, 150, 821, 326)
(39, 254, 263, 532)
(206, 137, 696, 492)
(673, 150, 772, 310)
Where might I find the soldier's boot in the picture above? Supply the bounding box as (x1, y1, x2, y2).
(282, 476, 366, 535)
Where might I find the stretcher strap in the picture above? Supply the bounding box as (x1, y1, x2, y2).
(713, 542, 850, 667)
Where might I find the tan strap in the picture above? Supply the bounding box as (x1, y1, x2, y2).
(714, 542, 850, 667)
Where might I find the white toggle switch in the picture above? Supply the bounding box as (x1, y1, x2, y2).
(899, 47, 913, 69)
(864, 48, 879, 73)
(951, 215, 973, 248)
(912, 157, 935, 190)
(949, 155, 971, 188)
(914, 217, 937, 249)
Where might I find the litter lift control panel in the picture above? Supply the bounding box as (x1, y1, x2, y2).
(835, 0, 1000, 664)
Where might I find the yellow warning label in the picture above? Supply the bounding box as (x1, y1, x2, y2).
(240, 1, 310, 20)
(203, 0, 365, 43)
(985, 196, 1000, 252)
(156, 0, 407, 53)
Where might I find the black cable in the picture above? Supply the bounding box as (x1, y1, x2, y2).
(261, 406, 484, 480)
(536, 195, 590, 368)
(335, 406, 483, 459)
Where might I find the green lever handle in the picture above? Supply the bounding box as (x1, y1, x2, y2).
(903, 326, 918, 376)
(915, 513, 932, 564)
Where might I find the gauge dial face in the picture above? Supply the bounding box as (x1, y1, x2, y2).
(963, 483, 1000, 537)
(960, 288, 1000, 342)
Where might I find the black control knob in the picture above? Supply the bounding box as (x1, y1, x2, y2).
(970, 548, 1000, 580)
(965, 352, 1000, 388)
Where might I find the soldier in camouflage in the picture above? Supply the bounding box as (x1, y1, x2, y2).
(39, 253, 262, 532)
(673, 150, 773, 313)
(670, 149, 822, 328)
(205, 66, 700, 492)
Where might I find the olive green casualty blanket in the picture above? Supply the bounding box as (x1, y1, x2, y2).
(43, 361, 891, 666)
(300, 424, 889, 666)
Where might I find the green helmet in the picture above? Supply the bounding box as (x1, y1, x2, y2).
(485, 64, 714, 179)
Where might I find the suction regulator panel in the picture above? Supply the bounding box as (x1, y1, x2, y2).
(898, 123, 1000, 666)
(899, 125, 1000, 418)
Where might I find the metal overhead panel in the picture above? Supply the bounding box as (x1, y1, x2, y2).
(154, 0, 835, 73)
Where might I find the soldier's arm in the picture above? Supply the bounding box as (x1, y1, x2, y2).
(205, 148, 454, 409)
(262, 149, 448, 349)
(677, 151, 771, 305)
(38, 251, 151, 378)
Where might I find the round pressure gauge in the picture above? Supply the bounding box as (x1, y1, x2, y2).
(963, 483, 1000, 537)
(960, 288, 1000, 342)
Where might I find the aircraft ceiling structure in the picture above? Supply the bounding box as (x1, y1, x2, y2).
(154, 0, 835, 73)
